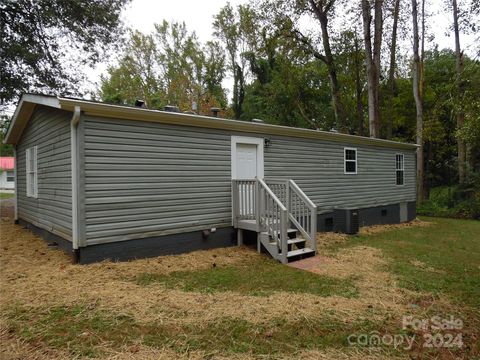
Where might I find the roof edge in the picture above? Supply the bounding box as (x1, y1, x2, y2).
(4, 93, 418, 151)
(4, 94, 61, 145)
(58, 97, 419, 150)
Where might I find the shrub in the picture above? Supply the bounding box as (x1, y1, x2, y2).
(418, 175, 480, 219)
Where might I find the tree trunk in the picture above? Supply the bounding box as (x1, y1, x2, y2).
(453, 0, 466, 183)
(412, 0, 424, 202)
(353, 32, 364, 136)
(308, 0, 348, 133)
(373, 0, 383, 136)
(386, 0, 400, 139)
(361, 0, 383, 138)
(232, 63, 245, 119)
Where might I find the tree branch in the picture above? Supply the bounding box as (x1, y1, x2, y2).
(289, 28, 327, 63)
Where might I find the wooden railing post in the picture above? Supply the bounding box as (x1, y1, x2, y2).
(232, 180, 237, 227)
(285, 179, 290, 213)
(281, 209, 288, 263)
(255, 178, 260, 224)
(311, 205, 317, 253)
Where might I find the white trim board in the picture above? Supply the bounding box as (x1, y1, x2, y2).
(231, 136, 264, 179)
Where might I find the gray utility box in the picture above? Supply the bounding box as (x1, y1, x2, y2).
(333, 208, 359, 234)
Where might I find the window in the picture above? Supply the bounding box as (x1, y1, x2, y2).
(396, 154, 404, 185)
(26, 146, 38, 198)
(344, 148, 357, 174)
(6, 171, 14, 182)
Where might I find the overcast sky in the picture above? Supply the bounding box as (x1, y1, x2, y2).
(87, 0, 478, 94)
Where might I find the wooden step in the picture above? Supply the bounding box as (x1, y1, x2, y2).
(287, 228, 298, 239)
(287, 248, 315, 257)
(287, 238, 305, 245)
(269, 228, 297, 238)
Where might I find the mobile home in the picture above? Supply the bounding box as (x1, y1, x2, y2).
(4, 94, 417, 264)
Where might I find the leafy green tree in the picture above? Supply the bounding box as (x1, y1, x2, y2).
(213, 3, 258, 119)
(0, 0, 130, 109)
(332, 30, 367, 135)
(241, 30, 335, 129)
(100, 31, 164, 109)
(99, 21, 226, 113)
(257, 0, 348, 132)
(422, 49, 480, 189)
(0, 116, 14, 156)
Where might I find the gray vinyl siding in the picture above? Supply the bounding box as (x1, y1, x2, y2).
(264, 136, 416, 208)
(16, 106, 72, 240)
(83, 116, 232, 245)
(83, 115, 416, 246)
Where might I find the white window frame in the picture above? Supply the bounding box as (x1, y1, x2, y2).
(344, 147, 357, 175)
(395, 153, 405, 186)
(6, 170, 15, 182)
(26, 146, 38, 198)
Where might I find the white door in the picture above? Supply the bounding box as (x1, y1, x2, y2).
(236, 143, 258, 179)
(231, 136, 264, 180)
(231, 137, 264, 217)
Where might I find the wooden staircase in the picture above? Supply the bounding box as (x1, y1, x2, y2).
(232, 178, 317, 264)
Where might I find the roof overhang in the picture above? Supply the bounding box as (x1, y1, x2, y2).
(4, 94, 61, 145)
(5, 94, 419, 151)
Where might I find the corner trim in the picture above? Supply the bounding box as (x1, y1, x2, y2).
(71, 106, 81, 250)
(13, 146, 18, 221)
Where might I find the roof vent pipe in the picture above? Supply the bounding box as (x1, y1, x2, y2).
(164, 105, 180, 112)
(135, 99, 146, 108)
(210, 107, 220, 117)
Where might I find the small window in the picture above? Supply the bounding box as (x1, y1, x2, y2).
(26, 146, 38, 198)
(344, 148, 357, 174)
(6, 171, 14, 182)
(396, 154, 404, 186)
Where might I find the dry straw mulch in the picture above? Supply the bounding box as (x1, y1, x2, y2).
(0, 202, 430, 359)
(359, 218, 432, 235)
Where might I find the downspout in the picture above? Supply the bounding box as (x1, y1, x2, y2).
(13, 146, 18, 224)
(70, 106, 81, 263)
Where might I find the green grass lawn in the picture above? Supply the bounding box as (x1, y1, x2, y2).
(136, 257, 359, 298)
(6, 305, 377, 358)
(0, 192, 14, 199)
(337, 217, 480, 309)
(3, 216, 479, 358)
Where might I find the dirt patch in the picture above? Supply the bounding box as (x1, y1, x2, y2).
(0, 198, 14, 220)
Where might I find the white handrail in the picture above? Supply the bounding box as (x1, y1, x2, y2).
(233, 178, 317, 262)
(258, 178, 287, 212)
(289, 180, 317, 209)
(265, 178, 317, 254)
